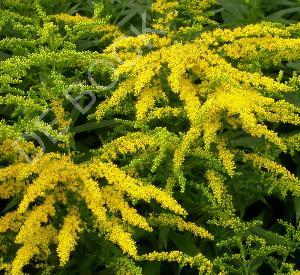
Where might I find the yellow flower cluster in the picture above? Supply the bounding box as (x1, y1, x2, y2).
(88, 160, 187, 215)
(95, 21, 300, 189)
(219, 37, 300, 68)
(151, 0, 216, 35)
(12, 226, 56, 275)
(11, 196, 56, 275)
(94, 79, 135, 120)
(0, 139, 38, 163)
(101, 186, 152, 231)
(17, 154, 79, 213)
(104, 221, 138, 256)
(173, 126, 201, 188)
(144, 106, 183, 123)
(217, 141, 236, 177)
(0, 211, 23, 234)
(105, 34, 172, 61)
(57, 208, 82, 266)
(152, 0, 179, 32)
(53, 13, 97, 24)
(0, 149, 201, 271)
(136, 86, 166, 121)
(0, 160, 36, 199)
(136, 251, 213, 273)
(51, 100, 71, 131)
(243, 153, 297, 181)
(52, 13, 121, 42)
(99, 132, 156, 161)
(285, 133, 300, 154)
(1, 1, 300, 273)
(79, 175, 140, 256)
(242, 153, 300, 196)
(149, 213, 213, 240)
(205, 170, 234, 210)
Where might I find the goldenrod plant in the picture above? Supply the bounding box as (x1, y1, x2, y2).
(0, 0, 300, 274)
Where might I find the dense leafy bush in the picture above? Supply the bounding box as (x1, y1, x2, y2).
(0, 0, 300, 274)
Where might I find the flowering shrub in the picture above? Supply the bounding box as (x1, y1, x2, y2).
(0, 0, 300, 274)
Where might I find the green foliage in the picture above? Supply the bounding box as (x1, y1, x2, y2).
(0, 0, 300, 274)
(102, 0, 152, 30)
(217, 0, 300, 25)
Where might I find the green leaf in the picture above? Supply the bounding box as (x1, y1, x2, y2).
(143, 262, 161, 275)
(295, 197, 300, 222)
(267, 7, 300, 19)
(72, 120, 119, 133)
(262, 0, 298, 8)
(284, 93, 300, 107)
(1, 195, 21, 214)
(70, 96, 87, 123)
(249, 256, 267, 273)
(159, 227, 170, 249)
(170, 232, 200, 255)
(287, 62, 300, 72)
(0, 51, 10, 60)
(250, 227, 286, 246)
(230, 136, 264, 150)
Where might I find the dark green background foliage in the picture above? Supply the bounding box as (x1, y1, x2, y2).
(0, 0, 300, 274)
